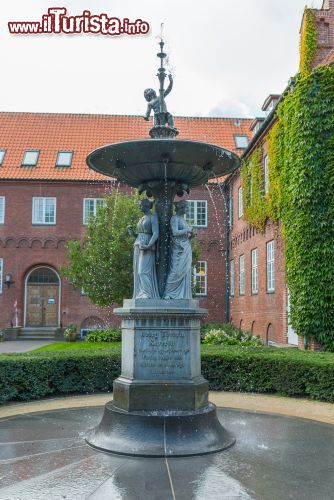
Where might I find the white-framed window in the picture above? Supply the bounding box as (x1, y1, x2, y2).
(229, 188, 233, 228)
(267, 240, 275, 292)
(0, 258, 3, 294)
(251, 248, 258, 294)
(0, 197, 4, 224)
(238, 187, 243, 218)
(239, 255, 245, 295)
(193, 261, 207, 296)
(32, 197, 56, 225)
(83, 198, 106, 225)
(230, 260, 235, 297)
(235, 135, 249, 149)
(22, 150, 39, 166)
(56, 151, 73, 167)
(264, 155, 269, 194)
(185, 200, 207, 228)
(0, 149, 6, 166)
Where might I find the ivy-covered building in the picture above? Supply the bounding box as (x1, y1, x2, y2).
(226, 0, 334, 350)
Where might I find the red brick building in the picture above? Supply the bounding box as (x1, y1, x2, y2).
(0, 113, 252, 335)
(226, 0, 334, 347)
(1, 1, 332, 345)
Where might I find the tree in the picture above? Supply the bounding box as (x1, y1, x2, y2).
(62, 190, 201, 306)
(61, 191, 141, 305)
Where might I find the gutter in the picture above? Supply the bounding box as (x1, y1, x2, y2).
(224, 181, 230, 322)
(241, 77, 295, 160)
(0, 178, 115, 184)
(222, 77, 295, 191)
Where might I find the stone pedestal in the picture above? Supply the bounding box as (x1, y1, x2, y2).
(114, 299, 208, 411)
(86, 299, 235, 456)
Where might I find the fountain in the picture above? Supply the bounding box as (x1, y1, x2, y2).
(85, 39, 240, 457)
(2, 37, 334, 500)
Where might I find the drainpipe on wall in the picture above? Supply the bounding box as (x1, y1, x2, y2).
(221, 181, 230, 323)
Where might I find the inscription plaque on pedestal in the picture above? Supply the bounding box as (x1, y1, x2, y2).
(135, 329, 190, 379)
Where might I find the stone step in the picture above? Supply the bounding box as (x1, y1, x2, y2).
(19, 328, 58, 340)
(18, 335, 56, 340)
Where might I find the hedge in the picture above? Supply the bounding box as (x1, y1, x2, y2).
(0, 348, 121, 404)
(0, 346, 334, 404)
(201, 346, 334, 402)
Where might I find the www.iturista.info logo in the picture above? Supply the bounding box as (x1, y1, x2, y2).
(8, 7, 150, 36)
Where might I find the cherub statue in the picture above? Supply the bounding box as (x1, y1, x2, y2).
(143, 74, 175, 128)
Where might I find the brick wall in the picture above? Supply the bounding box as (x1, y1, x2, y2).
(305, 1, 334, 68)
(227, 172, 288, 345)
(0, 181, 227, 329)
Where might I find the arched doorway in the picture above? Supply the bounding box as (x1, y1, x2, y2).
(25, 267, 60, 327)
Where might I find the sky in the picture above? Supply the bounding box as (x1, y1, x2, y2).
(0, 0, 324, 119)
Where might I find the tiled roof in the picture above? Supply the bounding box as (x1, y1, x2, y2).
(0, 112, 253, 181)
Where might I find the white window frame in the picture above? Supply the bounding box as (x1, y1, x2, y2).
(230, 260, 235, 297)
(238, 187, 243, 218)
(185, 200, 208, 228)
(229, 188, 233, 228)
(239, 255, 245, 295)
(0, 196, 4, 224)
(0, 149, 6, 166)
(251, 248, 258, 294)
(83, 198, 106, 225)
(266, 240, 275, 292)
(22, 150, 40, 166)
(193, 261, 207, 296)
(264, 155, 269, 195)
(235, 135, 249, 149)
(0, 258, 3, 294)
(32, 197, 56, 225)
(56, 150, 73, 167)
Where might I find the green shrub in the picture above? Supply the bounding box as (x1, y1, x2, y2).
(201, 323, 263, 347)
(63, 324, 77, 342)
(0, 348, 121, 403)
(202, 324, 263, 347)
(0, 346, 333, 404)
(201, 346, 334, 401)
(86, 329, 121, 343)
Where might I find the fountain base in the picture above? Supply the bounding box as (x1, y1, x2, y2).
(86, 299, 235, 456)
(85, 402, 235, 457)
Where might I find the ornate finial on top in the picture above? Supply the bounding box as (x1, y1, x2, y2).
(143, 28, 179, 139)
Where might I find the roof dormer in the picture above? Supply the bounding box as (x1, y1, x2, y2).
(250, 117, 265, 137)
(262, 95, 280, 117)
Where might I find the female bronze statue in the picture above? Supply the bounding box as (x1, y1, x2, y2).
(128, 199, 159, 299)
(164, 200, 196, 300)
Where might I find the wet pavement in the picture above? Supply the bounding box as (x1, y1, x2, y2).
(0, 341, 57, 354)
(0, 407, 333, 499)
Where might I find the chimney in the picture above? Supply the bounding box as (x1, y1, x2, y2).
(300, 2, 334, 70)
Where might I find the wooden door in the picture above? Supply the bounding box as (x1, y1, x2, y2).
(26, 285, 43, 326)
(26, 284, 59, 327)
(43, 285, 59, 326)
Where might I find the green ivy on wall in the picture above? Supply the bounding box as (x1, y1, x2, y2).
(241, 65, 334, 350)
(278, 66, 334, 350)
(299, 8, 318, 75)
(266, 120, 283, 223)
(241, 147, 267, 231)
